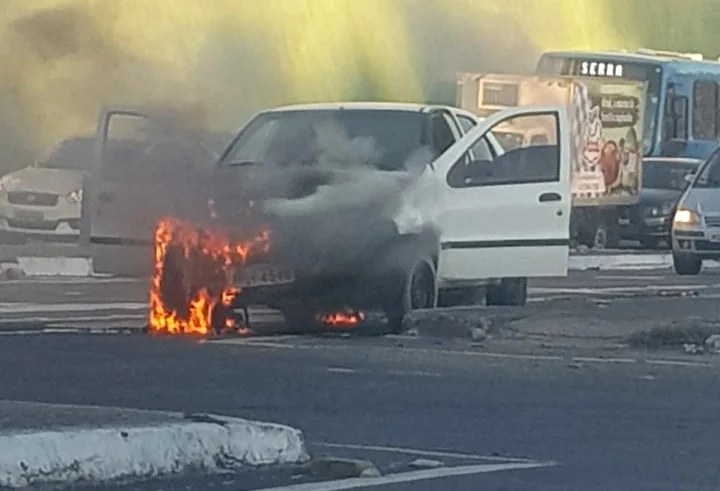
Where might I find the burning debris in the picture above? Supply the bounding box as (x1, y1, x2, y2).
(148, 217, 268, 336)
(318, 310, 366, 327)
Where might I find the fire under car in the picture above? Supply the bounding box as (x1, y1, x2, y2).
(80, 102, 572, 335)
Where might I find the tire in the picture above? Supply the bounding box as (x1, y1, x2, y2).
(158, 244, 191, 320)
(486, 277, 528, 306)
(385, 256, 438, 333)
(673, 252, 702, 276)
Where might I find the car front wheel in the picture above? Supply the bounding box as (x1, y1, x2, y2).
(385, 256, 438, 333)
(672, 252, 702, 275)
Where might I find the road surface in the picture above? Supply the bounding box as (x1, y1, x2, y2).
(0, 268, 718, 489)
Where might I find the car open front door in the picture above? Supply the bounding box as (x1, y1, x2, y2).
(80, 107, 215, 277)
(432, 104, 571, 284)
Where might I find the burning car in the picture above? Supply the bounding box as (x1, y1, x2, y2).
(82, 102, 573, 336)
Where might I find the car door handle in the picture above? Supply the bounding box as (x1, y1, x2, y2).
(538, 192, 561, 203)
(98, 191, 117, 203)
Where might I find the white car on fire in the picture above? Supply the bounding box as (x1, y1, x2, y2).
(83, 102, 572, 332)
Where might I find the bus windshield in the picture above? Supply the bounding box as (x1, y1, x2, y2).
(536, 54, 662, 157)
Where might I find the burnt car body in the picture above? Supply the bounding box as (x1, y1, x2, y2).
(617, 157, 701, 248)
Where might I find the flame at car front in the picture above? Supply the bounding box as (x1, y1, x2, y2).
(148, 217, 269, 336)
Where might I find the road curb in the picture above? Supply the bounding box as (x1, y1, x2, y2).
(0, 413, 309, 488)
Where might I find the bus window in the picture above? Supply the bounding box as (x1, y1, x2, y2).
(663, 84, 688, 141)
(692, 80, 719, 140)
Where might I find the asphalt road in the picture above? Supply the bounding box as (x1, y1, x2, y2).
(1, 332, 719, 490)
(0, 267, 719, 489)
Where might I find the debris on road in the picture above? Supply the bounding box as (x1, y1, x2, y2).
(402, 307, 527, 342)
(298, 457, 382, 480)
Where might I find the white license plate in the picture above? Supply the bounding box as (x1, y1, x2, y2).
(13, 209, 44, 221)
(618, 218, 630, 226)
(234, 264, 295, 288)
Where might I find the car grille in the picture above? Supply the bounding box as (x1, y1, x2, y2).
(6, 218, 57, 230)
(705, 215, 720, 227)
(7, 191, 59, 207)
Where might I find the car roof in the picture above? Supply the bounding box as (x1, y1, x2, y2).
(264, 101, 461, 114)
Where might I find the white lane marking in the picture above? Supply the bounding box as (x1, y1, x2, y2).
(327, 367, 357, 374)
(210, 338, 715, 367)
(253, 462, 554, 491)
(571, 356, 637, 364)
(594, 275, 665, 281)
(646, 358, 711, 367)
(314, 442, 538, 463)
(14, 314, 146, 323)
(0, 302, 147, 314)
(0, 277, 144, 285)
(529, 284, 709, 295)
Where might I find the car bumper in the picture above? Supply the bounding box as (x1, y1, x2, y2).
(0, 200, 81, 240)
(619, 216, 671, 239)
(231, 272, 396, 312)
(672, 228, 720, 259)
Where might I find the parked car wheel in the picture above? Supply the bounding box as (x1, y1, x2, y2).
(672, 252, 702, 275)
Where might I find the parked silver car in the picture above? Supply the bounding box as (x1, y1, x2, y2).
(671, 149, 720, 274)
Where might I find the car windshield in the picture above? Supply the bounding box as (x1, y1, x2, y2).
(642, 160, 699, 190)
(220, 109, 429, 171)
(694, 155, 720, 188)
(36, 138, 93, 171)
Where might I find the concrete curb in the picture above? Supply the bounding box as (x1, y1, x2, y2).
(568, 254, 673, 271)
(0, 413, 309, 488)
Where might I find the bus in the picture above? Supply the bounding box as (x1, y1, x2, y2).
(536, 48, 720, 161)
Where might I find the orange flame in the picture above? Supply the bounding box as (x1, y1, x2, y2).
(149, 217, 268, 335)
(319, 310, 366, 327)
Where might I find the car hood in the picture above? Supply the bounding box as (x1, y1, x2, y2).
(639, 188, 682, 205)
(0, 167, 85, 195)
(679, 187, 720, 215)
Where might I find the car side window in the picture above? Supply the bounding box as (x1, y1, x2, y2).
(447, 112, 560, 188)
(430, 113, 456, 155)
(456, 115, 476, 133)
(455, 114, 495, 162)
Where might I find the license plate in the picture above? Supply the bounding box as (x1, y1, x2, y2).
(13, 209, 44, 221)
(618, 218, 630, 226)
(234, 264, 295, 288)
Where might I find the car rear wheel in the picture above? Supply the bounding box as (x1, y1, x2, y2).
(385, 257, 437, 333)
(673, 252, 702, 275)
(486, 277, 528, 306)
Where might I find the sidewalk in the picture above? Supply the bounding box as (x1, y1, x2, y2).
(0, 400, 308, 488)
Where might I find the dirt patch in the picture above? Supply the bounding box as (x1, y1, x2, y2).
(627, 319, 720, 350)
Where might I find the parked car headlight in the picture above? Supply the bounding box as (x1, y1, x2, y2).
(645, 202, 674, 217)
(673, 208, 700, 225)
(66, 188, 83, 203)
